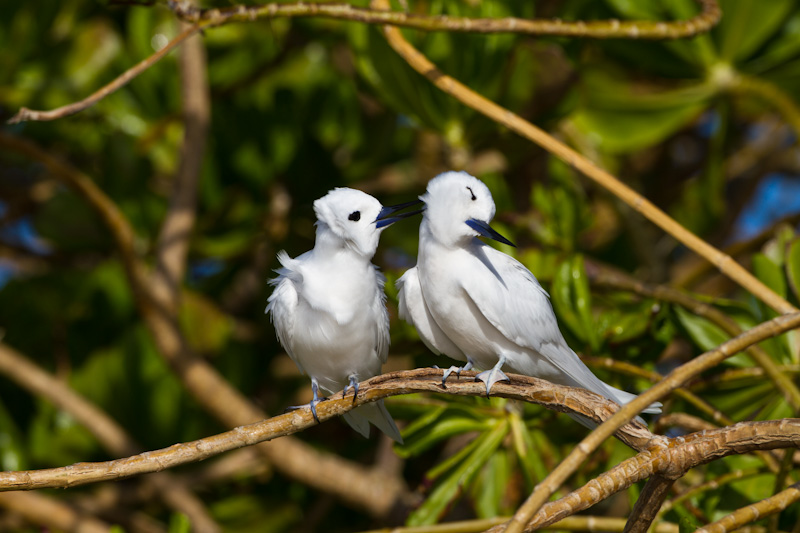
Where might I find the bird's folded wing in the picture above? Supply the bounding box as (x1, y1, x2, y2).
(265, 252, 305, 374)
(461, 246, 564, 352)
(397, 266, 464, 358)
(372, 267, 391, 364)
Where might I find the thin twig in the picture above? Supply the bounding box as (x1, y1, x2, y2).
(0, 368, 662, 491)
(7, 25, 202, 124)
(373, 0, 796, 317)
(696, 481, 800, 533)
(7, 1, 720, 125)
(734, 74, 800, 144)
(658, 468, 762, 520)
(581, 355, 733, 427)
(174, 0, 720, 39)
(586, 262, 800, 411)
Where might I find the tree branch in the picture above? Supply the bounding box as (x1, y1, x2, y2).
(696, 481, 800, 533)
(152, 13, 211, 312)
(0, 368, 662, 491)
(173, 0, 720, 39)
(623, 476, 675, 533)
(373, 0, 796, 317)
(7, 25, 202, 124)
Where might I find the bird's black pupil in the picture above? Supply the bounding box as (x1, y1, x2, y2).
(349, 211, 361, 221)
(466, 187, 476, 201)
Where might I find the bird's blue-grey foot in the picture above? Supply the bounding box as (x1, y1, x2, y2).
(342, 374, 359, 404)
(475, 356, 509, 396)
(438, 359, 474, 388)
(285, 378, 327, 423)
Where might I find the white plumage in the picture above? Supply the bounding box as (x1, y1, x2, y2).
(397, 171, 660, 425)
(266, 188, 415, 442)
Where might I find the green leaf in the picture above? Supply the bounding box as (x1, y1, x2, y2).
(744, 11, 800, 74)
(179, 291, 234, 354)
(571, 102, 706, 154)
(786, 239, 800, 302)
(752, 253, 787, 299)
(397, 413, 490, 458)
(718, 0, 795, 62)
(0, 397, 27, 471)
(407, 420, 509, 526)
(571, 255, 600, 351)
(472, 448, 512, 518)
(552, 259, 588, 344)
(168, 513, 191, 533)
(674, 306, 730, 353)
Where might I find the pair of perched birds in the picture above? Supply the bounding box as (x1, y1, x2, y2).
(266, 172, 659, 443)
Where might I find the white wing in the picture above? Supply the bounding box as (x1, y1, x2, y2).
(372, 266, 391, 364)
(461, 245, 632, 403)
(397, 266, 465, 360)
(265, 251, 305, 374)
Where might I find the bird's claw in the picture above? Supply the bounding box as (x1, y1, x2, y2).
(439, 360, 474, 388)
(475, 367, 509, 397)
(284, 396, 329, 424)
(342, 376, 359, 405)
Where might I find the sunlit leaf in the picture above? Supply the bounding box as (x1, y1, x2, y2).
(717, 0, 794, 62)
(407, 419, 509, 526)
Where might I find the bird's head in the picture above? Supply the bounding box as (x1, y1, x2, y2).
(421, 171, 515, 249)
(313, 188, 422, 258)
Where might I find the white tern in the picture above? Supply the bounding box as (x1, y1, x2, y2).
(397, 171, 660, 424)
(266, 188, 421, 442)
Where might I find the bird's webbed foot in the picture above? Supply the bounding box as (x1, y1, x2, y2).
(285, 378, 328, 423)
(342, 375, 359, 405)
(475, 357, 509, 396)
(438, 360, 474, 388)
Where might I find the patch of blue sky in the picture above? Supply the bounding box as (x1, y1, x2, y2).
(731, 173, 800, 241)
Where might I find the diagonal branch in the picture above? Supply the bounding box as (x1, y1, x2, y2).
(373, 0, 796, 318)
(695, 481, 800, 533)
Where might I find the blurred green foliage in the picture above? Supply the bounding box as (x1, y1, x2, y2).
(1, 0, 800, 531)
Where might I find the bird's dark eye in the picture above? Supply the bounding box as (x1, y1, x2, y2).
(466, 186, 476, 201)
(348, 211, 361, 221)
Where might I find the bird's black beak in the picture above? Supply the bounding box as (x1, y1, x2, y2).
(375, 199, 425, 228)
(466, 219, 516, 247)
